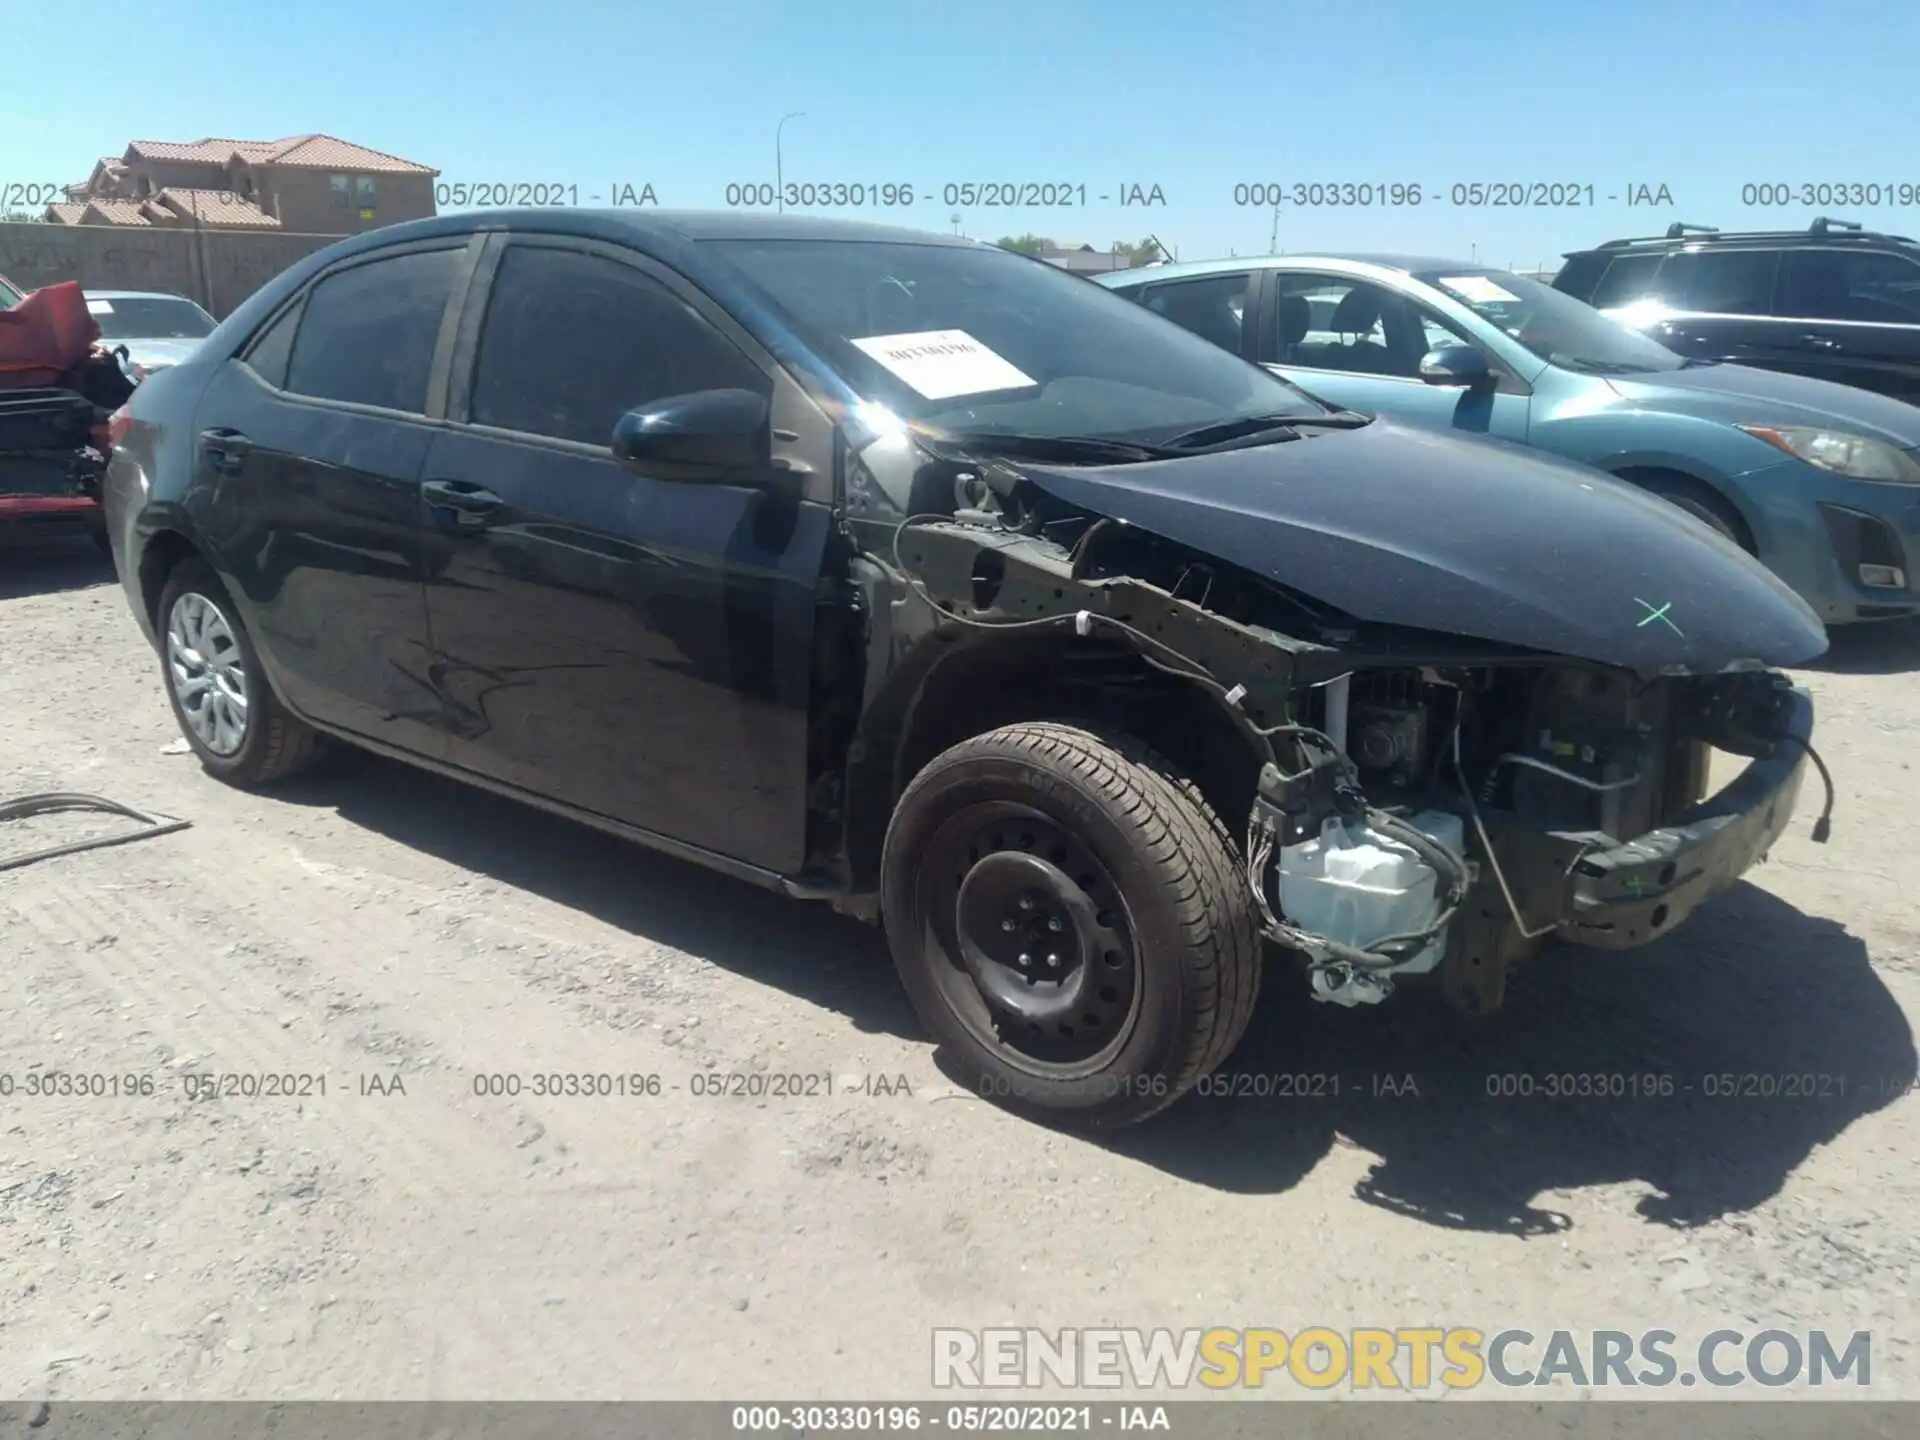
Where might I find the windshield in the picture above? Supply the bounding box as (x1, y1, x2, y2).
(87, 295, 216, 340)
(705, 238, 1329, 443)
(1415, 268, 1686, 374)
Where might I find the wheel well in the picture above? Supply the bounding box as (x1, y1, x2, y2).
(842, 636, 1263, 892)
(1612, 465, 1757, 553)
(139, 530, 203, 629)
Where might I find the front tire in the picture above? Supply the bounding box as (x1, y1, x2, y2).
(1627, 470, 1752, 552)
(157, 559, 323, 786)
(880, 722, 1261, 1128)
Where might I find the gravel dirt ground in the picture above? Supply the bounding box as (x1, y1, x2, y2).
(2, 540, 1916, 1403)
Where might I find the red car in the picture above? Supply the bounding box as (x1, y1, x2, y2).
(1, 271, 117, 549)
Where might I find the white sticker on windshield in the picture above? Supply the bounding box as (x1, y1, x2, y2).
(1438, 276, 1519, 305)
(850, 329, 1036, 400)
(86, 299, 114, 315)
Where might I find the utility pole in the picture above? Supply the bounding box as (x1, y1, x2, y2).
(775, 112, 804, 214)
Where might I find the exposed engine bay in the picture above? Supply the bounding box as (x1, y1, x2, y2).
(1250, 663, 1715, 1007)
(862, 438, 1831, 1013)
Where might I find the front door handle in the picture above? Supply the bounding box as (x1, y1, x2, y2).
(1798, 334, 1843, 351)
(199, 428, 251, 474)
(422, 478, 503, 532)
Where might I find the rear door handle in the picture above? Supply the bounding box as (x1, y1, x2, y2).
(422, 478, 503, 532)
(199, 428, 251, 473)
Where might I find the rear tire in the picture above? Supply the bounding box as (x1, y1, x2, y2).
(880, 722, 1261, 1128)
(156, 559, 323, 786)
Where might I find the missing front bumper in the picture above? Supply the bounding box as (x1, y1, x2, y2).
(1555, 686, 1815, 949)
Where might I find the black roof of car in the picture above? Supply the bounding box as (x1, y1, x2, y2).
(1564, 216, 1918, 260)
(208, 209, 1008, 359)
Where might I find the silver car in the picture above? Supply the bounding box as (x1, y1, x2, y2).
(85, 290, 217, 379)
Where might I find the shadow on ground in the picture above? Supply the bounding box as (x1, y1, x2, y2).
(1103, 881, 1916, 1232)
(1807, 615, 1920, 675)
(0, 538, 114, 601)
(282, 749, 1914, 1239)
(275, 745, 919, 1040)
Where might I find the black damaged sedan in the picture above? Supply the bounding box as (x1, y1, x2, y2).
(102, 212, 1831, 1127)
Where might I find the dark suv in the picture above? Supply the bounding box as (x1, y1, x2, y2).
(1554, 219, 1920, 403)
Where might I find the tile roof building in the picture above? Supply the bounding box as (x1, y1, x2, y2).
(47, 134, 437, 234)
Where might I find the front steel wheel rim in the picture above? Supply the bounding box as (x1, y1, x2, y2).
(166, 591, 249, 756)
(916, 801, 1142, 1077)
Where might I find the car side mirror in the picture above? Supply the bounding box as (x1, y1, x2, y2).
(611, 388, 772, 484)
(1419, 344, 1493, 388)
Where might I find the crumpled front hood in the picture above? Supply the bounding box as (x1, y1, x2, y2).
(1611, 362, 1920, 447)
(1021, 418, 1828, 670)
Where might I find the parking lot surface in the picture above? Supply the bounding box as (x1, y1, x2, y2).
(2, 542, 1917, 1399)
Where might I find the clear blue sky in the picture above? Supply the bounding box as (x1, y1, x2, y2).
(5, 0, 1918, 270)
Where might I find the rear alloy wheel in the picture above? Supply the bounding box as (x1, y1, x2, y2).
(881, 722, 1261, 1128)
(157, 560, 323, 786)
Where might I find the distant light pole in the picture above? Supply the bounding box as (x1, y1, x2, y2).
(775, 111, 805, 213)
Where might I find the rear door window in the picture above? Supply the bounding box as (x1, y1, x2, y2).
(1136, 273, 1250, 355)
(1777, 250, 1920, 323)
(1647, 249, 1780, 315)
(284, 248, 462, 414)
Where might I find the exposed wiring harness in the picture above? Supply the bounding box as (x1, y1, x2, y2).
(0, 792, 192, 873)
(889, 511, 1471, 976)
(887, 512, 1288, 765)
(1246, 760, 1472, 975)
(1448, 700, 1564, 943)
(1776, 734, 1835, 844)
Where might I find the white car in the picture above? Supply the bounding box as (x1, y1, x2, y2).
(84, 290, 217, 380)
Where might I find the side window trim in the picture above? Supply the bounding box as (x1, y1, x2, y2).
(425, 232, 491, 420)
(237, 292, 307, 388)
(254, 236, 484, 419)
(444, 233, 781, 441)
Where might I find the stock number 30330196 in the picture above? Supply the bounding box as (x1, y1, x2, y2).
(726, 183, 918, 209)
(471, 1073, 663, 1098)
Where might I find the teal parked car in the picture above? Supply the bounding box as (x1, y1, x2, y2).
(1096, 255, 1920, 625)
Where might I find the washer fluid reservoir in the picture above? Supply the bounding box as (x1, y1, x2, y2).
(1276, 810, 1465, 975)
